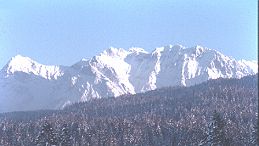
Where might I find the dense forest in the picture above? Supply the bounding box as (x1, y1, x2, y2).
(0, 75, 258, 146)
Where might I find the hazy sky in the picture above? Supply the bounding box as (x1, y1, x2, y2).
(0, 0, 257, 68)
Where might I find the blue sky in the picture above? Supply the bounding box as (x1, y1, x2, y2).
(0, 0, 257, 68)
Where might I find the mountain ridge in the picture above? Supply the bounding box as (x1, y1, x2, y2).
(0, 45, 257, 112)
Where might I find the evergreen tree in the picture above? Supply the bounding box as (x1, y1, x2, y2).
(250, 121, 259, 145)
(59, 123, 72, 146)
(71, 122, 81, 145)
(200, 111, 228, 146)
(35, 121, 58, 146)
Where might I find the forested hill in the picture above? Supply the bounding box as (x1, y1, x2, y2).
(65, 74, 258, 119)
(0, 74, 258, 145)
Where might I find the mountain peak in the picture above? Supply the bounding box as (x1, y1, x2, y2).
(129, 47, 148, 54)
(171, 44, 184, 49)
(191, 45, 207, 56)
(3, 54, 63, 80)
(4, 55, 37, 74)
(101, 47, 129, 58)
(10, 54, 34, 64)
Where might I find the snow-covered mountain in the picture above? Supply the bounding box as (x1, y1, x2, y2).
(0, 45, 257, 112)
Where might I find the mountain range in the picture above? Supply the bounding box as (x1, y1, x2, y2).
(0, 45, 257, 112)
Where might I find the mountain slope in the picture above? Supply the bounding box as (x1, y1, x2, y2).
(0, 45, 257, 112)
(0, 75, 257, 145)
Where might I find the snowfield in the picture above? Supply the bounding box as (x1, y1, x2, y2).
(0, 45, 257, 112)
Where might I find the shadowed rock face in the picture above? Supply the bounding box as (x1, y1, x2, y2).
(0, 45, 257, 112)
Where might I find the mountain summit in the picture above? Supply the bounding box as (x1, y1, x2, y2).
(0, 45, 257, 112)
